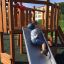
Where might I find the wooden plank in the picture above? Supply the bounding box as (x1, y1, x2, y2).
(25, 10, 29, 26)
(17, 9, 22, 29)
(14, 0, 54, 6)
(54, 6, 56, 30)
(42, 11, 45, 27)
(50, 6, 54, 31)
(10, 31, 15, 64)
(0, 0, 3, 32)
(21, 10, 25, 27)
(52, 6, 55, 30)
(8, 0, 14, 31)
(1, 53, 11, 64)
(14, 4, 18, 29)
(27, 8, 45, 12)
(20, 33, 23, 54)
(45, 2, 49, 39)
(2, 0, 7, 32)
(28, 10, 32, 22)
(0, 32, 4, 56)
(56, 7, 59, 30)
(15, 0, 48, 4)
(33, 6, 35, 22)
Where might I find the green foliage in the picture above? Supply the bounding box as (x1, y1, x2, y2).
(59, 2, 64, 14)
(37, 19, 42, 25)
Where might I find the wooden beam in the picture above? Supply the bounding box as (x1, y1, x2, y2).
(0, 32, 4, 53)
(50, 5, 54, 31)
(25, 10, 29, 26)
(8, 0, 14, 31)
(21, 10, 25, 27)
(2, 0, 7, 33)
(45, 2, 49, 39)
(56, 7, 59, 30)
(14, 4, 18, 29)
(14, 0, 54, 6)
(10, 31, 15, 64)
(0, 0, 3, 32)
(33, 6, 35, 22)
(14, 0, 48, 4)
(19, 33, 23, 54)
(28, 10, 32, 22)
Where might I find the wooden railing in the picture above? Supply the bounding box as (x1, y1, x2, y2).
(58, 26, 64, 44)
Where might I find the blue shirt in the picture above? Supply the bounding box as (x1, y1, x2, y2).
(31, 28, 45, 45)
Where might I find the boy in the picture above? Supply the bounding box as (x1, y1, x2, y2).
(27, 22, 48, 55)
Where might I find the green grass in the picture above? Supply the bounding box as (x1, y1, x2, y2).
(37, 19, 42, 25)
(59, 20, 64, 32)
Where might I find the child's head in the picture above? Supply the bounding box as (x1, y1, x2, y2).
(27, 22, 35, 30)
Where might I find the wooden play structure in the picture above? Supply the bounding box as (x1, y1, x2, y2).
(0, 0, 64, 64)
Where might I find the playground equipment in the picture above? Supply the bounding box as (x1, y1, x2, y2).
(22, 27, 57, 64)
(0, 0, 64, 64)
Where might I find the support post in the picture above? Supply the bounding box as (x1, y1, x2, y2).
(45, 0, 49, 40)
(8, 0, 15, 64)
(50, 5, 54, 31)
(0, 32, 4, 55)
(19, 33, 23, 54)
(28, 10, 32, 22)
(25, 10, 28, 26)
(2, 0, 7, 33)
(33, 6, 35, 22)
(10, 32, 15, 64)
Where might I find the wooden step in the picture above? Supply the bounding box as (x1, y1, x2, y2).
(1, 53, 11, 64)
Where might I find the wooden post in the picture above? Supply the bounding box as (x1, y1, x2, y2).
(17, 9, 22, 29)
(0, 0, 4, 59)
(0, 32, 4, 56)
(28, 10, 32, 22)
(56, 7, 59, 30)
(0, 0, 3, 32)
(14, 3, 18, 29)
(10, 32, 15, 64)
(33, 6, 35, 22)
(2, 0, 7, 33)
(50, 5, 54, 31)
(25, 9, 28, 26)
(45, 0, 49, 40)
(54, 5, 56, 30)
(19, 9, 25, 54)
(8, 0, 14, 31)
(42, 11, 45, 27)
(21, 10, 25, 27)
(8, 0, 15, 64)
(19, 33, 23, 54)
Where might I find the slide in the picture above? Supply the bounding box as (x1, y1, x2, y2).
(22, 27, 57, 64)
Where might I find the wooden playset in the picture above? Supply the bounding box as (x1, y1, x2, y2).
(0, 0, 64, 64)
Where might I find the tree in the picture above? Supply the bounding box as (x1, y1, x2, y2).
(59, 2, 64, 14)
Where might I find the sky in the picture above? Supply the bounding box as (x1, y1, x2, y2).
(50, 0, 64, 3)
(23, 0, 64, 8)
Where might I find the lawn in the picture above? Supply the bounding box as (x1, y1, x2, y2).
(59, 19, 64, 32)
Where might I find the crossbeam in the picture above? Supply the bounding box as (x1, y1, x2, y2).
(14, 0, 52, 5)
